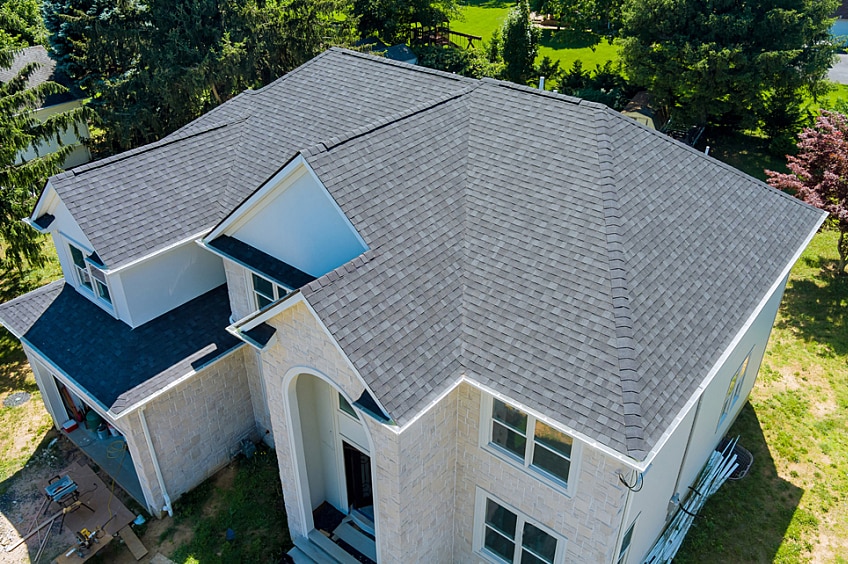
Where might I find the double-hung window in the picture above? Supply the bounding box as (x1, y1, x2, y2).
(475, 491, 564, 564)
(252, 273, 286, 310)
(69, 244, 111, 305)
(717, 352, 752, 428)
(488, 397, 575, 488)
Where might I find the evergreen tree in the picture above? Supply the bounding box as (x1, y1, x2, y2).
(501, 0, 540, 85)
(0, 48, 85, 267)
(1, 0, 47, 49)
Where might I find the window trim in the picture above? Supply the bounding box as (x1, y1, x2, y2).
(67, 241, 112, 308)
(717, 349, 753, 429)
(479, 392, 580, 496)
(251, 272, 288, 311)
(473, 488, 566, 564)
(616, 517, 637, 564)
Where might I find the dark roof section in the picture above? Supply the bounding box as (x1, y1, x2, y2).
(0, 46, 76, 106)
(241, 323, 277, 349)
(299, 77, 825, 459)
(33, 214, 55, 230)
(45, 48, 473, 270)
(0, 282, 242, 414)
(207, 235, 316, 289)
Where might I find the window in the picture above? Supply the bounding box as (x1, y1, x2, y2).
(616, 519, 636, 564)
(252, 273, 286, 310)
(488, 397, 574, 487)
(338, 393, 359, 420)
(718, 352, 751, 428)
(69, 244, 111, 305)
(475, 492, 564, 564)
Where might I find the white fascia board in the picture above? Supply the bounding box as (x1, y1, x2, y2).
(636, 211, 828, 470)
(30, 180, 58, 221)
(230, 291, 393, 425)
(112, 342, 245, 420)
(104, 230, 210, 275)
(205, 155, 308, 241)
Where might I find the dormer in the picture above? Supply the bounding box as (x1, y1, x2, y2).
(202, 155, 368, 321)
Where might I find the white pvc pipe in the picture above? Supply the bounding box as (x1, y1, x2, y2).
(139, 407, 173, 517)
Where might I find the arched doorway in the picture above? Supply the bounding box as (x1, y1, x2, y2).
(289, 372, 377, 561)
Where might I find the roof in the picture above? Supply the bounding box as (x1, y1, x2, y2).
(292, 72, 824, 459)
(0, 46, 76, 106)
(45, 49, 472, 270)
(207, 235, 315, 290)
(28, 48, 824, 461)
(0, 282, 242, 414)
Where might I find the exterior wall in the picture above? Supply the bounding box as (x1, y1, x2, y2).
(116, 347, 253, 513)
(115, 241, 226, 327)
(16, 100, 91, 169)
(224, 259, 254, 322)
(230, 164, 366, 278)
(454, 384, 629, 563)
(673, 275, 788, 499)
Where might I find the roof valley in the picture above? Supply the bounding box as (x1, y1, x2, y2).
(594, 109, 647, 459)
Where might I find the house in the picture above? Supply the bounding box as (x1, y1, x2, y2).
(0, 48, 825, 563)
(0, 45, 91, 169)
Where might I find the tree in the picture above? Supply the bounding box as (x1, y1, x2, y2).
(354, 0, 459, 44)
(0, 48, 84, 267)
(51, 0, 356, 154)
(501, 0, 540, 85)
(766, 111, 848, 274)
(1, 0, 47, 49)
(619, 0, 838, 128)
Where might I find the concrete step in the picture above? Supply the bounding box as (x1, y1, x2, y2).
(308, 529, 363, 564)
(290, 536, 337, 564)
(333, 521, 377, 562)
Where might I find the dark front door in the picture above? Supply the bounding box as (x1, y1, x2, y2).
(343, 442, 373, 509)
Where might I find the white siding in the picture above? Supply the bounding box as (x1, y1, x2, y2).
(231, 166, 366, 278)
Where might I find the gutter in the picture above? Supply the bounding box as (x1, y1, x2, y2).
(139, 406, 173, 517)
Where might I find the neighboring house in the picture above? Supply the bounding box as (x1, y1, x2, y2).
(0, 45, 91, 169)
(0, 49, 826, 563)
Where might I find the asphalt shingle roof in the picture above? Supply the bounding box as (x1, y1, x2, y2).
(0, 46, 76, 106)
(0, 282, 242, 414)
(296, 71, 825, 459)
(46, 49, 472, 270)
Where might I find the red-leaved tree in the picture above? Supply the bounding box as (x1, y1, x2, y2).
(767, 111, 848, 274)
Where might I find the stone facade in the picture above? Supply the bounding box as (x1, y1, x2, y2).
(120, 346, 253, 514)
(453, 384, 629, 563)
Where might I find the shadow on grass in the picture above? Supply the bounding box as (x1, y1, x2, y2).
(700, 129, 787, 181)
(778, 260, 848, 356)
(540, 28, 602, 50)
(460, 0, 513, 8)
(0, 327, 31, 394)
(676, 404, 803, 562)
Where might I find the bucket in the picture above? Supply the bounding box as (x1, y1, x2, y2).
(96, 423, 109, 440)
(85, 410, 103, 430)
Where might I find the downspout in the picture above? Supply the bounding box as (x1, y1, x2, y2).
(671, 395, 704, 499)
(139, 407, 173, 517)
(612, 469, 635, 564)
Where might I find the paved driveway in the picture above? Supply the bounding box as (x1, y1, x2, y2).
(829, 54, 848, 85)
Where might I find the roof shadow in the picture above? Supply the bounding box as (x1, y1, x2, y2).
(676, 403, 804, 562)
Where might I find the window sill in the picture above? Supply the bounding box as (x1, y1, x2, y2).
(484, 442, 574, 498)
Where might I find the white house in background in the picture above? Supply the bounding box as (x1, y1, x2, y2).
(0, 48, 825, 563)
(0, 45, 91, 169)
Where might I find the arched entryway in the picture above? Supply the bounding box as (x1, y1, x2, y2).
(288, 372, 378, 562)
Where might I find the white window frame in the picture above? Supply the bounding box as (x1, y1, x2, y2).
(717, 350, 753, 429)
(337, 392, 359, 421)
(473, 488, 566, 564)
(68, 242, 112, 307)
(251, 272, 287, 311)
(480, 392, 580, 496)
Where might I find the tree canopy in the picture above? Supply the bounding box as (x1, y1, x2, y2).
(0, 0, 47, 49)
(767, 111, 848, 274)
(0, 48, 84, 267)
(44, 0, 356, 154)
(619, 0, 838, 128)
(501, 0, 541, 85)
(354, 0, 459, 44)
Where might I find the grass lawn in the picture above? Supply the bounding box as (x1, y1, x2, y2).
(676, 230, 848, 563)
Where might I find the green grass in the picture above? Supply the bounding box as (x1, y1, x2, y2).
(677, 230, 848, 562)
(169, 448, 292, 563)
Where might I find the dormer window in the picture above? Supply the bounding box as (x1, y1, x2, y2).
(69, 244, 112, 306)
(252, 273, 286, 310)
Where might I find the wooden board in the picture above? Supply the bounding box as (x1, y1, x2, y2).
(118, 526, 148, 560)
(53, 533, 113, 564)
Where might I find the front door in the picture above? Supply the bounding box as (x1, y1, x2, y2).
(343, 441, 373, 509)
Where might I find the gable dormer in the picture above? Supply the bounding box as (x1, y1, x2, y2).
(202, 156, 368, 321)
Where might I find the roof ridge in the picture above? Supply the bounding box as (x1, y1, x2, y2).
(595, 109, 647, 459)
(55, 115, 248, 179)
(333, 47, 476, 84)
(243, 48, 340, 97)
(301, 85, 477, 158)
(479, 77, 584, 105)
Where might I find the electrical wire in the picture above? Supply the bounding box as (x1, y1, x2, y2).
(618, 470, 644, 492)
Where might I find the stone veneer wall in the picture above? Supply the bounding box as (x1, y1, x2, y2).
(262, 300, 459, 562)
(119, 347, 253, 514)
(453, 384, 630, 563)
